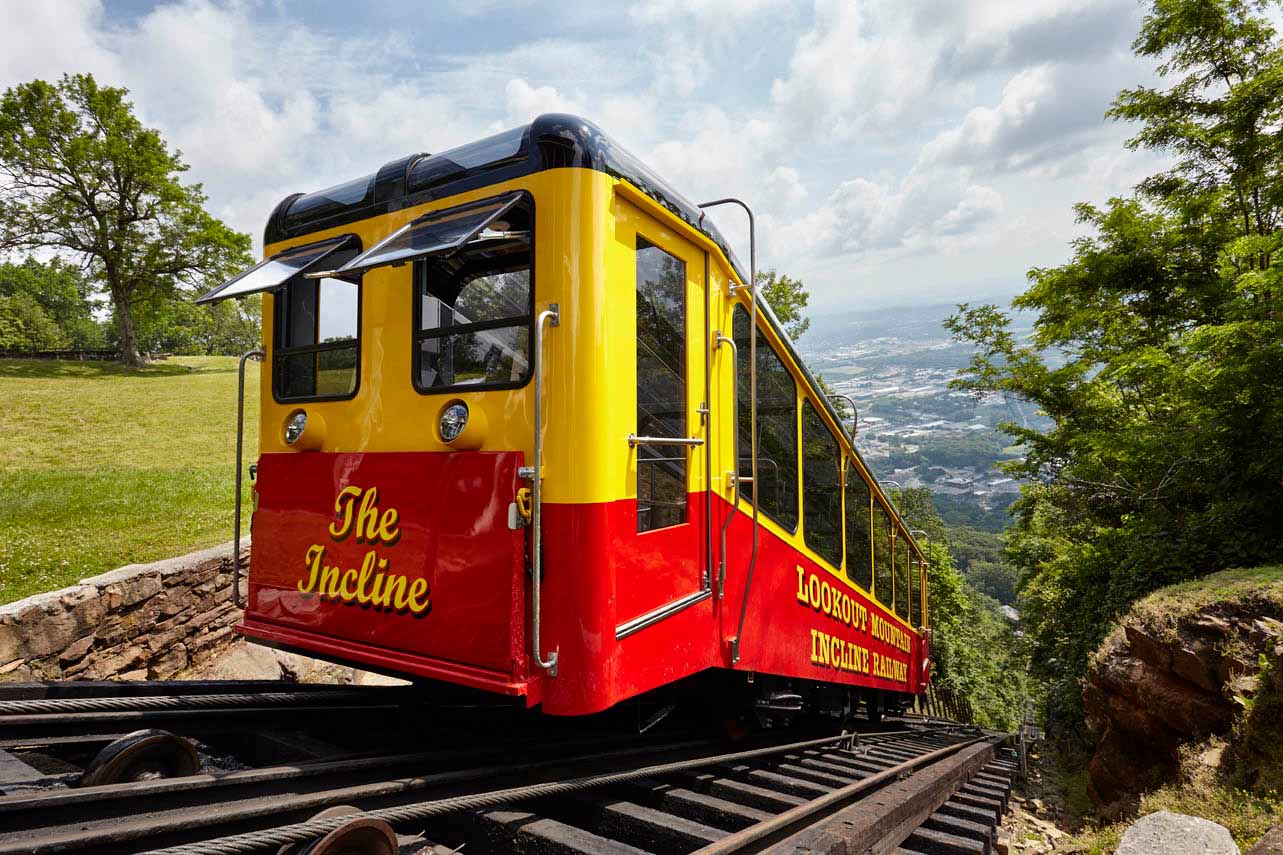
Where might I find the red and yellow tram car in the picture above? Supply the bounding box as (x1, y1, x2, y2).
(200, 114, 931, 719)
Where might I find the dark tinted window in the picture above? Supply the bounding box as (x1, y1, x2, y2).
(636, 239, 687, 532)
(802, 401, 842, 567)
(845, 462, 872, 591)
(734, 306, 798, 531)
(407, 127, 527, 192)
(873, 501, 893, 608)
(895, 529, 910, 618)
(274, 246, 360, 400)
(909, 548, 921, 626)
(415, 196, 533, 391)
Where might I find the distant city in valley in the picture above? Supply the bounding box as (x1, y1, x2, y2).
(799, 302, 1048, 532)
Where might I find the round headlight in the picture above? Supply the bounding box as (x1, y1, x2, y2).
(284, 411, 307, 445)
(439, 402, 469, 443)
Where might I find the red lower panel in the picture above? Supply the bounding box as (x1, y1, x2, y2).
(241, 452, 923, 716)
(241, 451, 528, 692)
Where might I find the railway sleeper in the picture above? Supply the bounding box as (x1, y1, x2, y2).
(613, 779, 774, 830)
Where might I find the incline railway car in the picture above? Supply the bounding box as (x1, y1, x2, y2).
(200, 114, 931, 720)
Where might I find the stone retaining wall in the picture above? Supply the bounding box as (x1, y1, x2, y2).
(0, 540, 249, 682)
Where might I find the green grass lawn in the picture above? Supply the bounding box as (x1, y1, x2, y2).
(0, 357, 259, 604)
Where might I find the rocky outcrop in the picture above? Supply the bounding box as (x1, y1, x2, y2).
(1116, 811, 1238, 855)
(0, 540, 249, 681)
(1083, 589, 1283, 815)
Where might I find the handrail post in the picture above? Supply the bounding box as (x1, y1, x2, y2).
(698, 197, 756, 665)
(232, 347, 264, 608)
(714, 331, 738, 599)
(529, 305, 560, 676)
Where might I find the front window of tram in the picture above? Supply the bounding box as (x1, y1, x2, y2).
(413, 195, 534, 392)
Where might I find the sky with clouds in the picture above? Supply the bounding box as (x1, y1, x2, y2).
(0, 0, 1171, 311)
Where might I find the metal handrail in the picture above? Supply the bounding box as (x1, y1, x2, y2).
(698, 197, 757, 665)
(232, 347, 264, 608)
(714, 331, 737, 599)
(529, 305, 560, 677)
(827, 393, 859, 435)
(628, 434, 704, 447)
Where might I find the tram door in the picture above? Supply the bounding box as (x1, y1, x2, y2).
(616, 221, 709, 634)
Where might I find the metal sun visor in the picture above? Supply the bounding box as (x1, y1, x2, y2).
(195, 236, 357, 304)
(304, 192, 523, 280)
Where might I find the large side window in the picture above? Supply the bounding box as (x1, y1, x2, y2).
(845, 461, 872, 591)
(414, 195, 533, 392)
(909, 548, 921, 626)
(872, 500, 893, 609)
(895, 528, 910, 617)
(802, 401, 842, 567)
(274, 246, 361, 401)
(734, 306, 799, 531)
(636, 238, 688, 533)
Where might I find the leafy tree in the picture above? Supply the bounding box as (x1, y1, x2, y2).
(946, 0, 1283, 729)
(757, 269, 810, 339)
(0, 293, 67, 350)
(0, 74, 251, 366)
(0, 257, 104, 348)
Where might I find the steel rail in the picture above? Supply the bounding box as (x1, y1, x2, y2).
(688, 733, 991, 855)
(147, 730, 947, 855)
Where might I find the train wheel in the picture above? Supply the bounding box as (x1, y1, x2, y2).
(279, 806, 398, 855)
(78, 729, 199, 787)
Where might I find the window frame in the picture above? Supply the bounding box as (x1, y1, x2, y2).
(801, 398, 843, 569)
(843, 456, 874, 594)
(271, 237, 364, 405)
(733, 304, 800, 535)
(410, 191, 536, 396)
(635, 234, 691, 534)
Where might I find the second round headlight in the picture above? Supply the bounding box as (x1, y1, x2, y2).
(439, 402, 469, 443)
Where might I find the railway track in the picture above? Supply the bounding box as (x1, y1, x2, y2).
(0, 682, 1017, 854)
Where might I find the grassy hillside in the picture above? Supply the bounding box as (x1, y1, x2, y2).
(0, 357, 259, 604)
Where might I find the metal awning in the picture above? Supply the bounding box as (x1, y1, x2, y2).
(195, 236, 356, 304)
(304, 192, 523, 280)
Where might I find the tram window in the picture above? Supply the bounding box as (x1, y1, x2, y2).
(895, 529, 910, 617)
(845, 461, 873, 591)
(802, 401, 842, 567)
(414, 196, 533, 392)
(635, 239, 687, 533)
(274, 246, 361, 401)
(909, 551, 921, 626)
(733, 306, 799, 532)
(872, 501, 893, 609)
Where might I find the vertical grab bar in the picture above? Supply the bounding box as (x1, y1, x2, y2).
(529, 305, 560, 676)
(698, 198, 757, 665)
(232, 347, 264, 608)
(714, 331, 738, 599)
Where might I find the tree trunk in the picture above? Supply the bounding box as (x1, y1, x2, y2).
(114, 296, 143, 368)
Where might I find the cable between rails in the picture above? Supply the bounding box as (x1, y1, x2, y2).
(0, 690, 386, 716)
(154, 728, 963, 855)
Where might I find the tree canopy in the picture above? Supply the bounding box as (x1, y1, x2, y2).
(0, 74, 251, 365)
(946, 0, 1283, 727)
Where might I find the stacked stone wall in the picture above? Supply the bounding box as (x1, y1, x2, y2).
(0, 540, 249, 681)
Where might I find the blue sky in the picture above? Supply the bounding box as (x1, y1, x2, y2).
(1, 0, 1168, 311)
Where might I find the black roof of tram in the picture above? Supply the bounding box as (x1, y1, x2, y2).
(264, 114, 746, 282)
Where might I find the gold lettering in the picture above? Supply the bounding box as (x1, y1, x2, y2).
(299, 545, 324, 593)
(797, 566, 808, 604)
(341, 568, 358, 599)
(329, 486, 362, 539)
(320, 563, 342, 598)
(356, 552, 376, 604)
(407, 578, 430, 613)
(383, 574, 408, 610)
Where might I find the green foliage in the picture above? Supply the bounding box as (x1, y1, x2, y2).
(0, 257, 104, 348)
(945, 0, 1283, 732)
(0, 293, 67, 350)
(0, 74, 252, 365)
(896, 487, 1028, 730)
(757, 269, 810, 339)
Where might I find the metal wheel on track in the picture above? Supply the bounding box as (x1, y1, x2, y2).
(78, 729, 200, 787)
(279, 806, 398, 855)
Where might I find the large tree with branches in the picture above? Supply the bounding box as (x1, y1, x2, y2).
(0, 74, 250, 366)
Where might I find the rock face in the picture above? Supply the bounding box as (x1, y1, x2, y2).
(1083, 597, 1283, 815)
(0, 540, 250, 681)
(1115, 811, 1238, 855)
